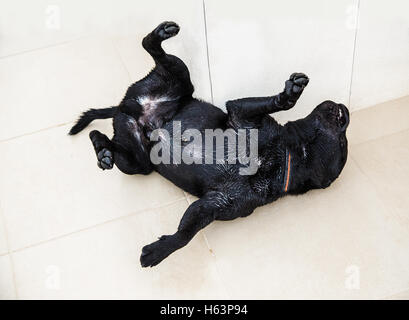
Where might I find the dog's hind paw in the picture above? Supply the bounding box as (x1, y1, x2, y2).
(153, 21, 180, 40)
(97, 148, 113, 170)
(140, 236, 173, 267)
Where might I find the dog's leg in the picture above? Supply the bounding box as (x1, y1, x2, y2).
(89, 130, 114, 170)
(140, 191, 231, 267)
(142, 21, 194, 95)
(118, 98, 142, 123)
(112, 112, 153, 175)
(89, 112, 153, 175)
(226, 73, 309, 119)
(110, 144, 152, 175)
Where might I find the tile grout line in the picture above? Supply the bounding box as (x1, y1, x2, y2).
(202, 229, 232, 299)
(350, 94, 409, 113)
(347, 0, 361, 109)
(0, 35, 91, 61)
(0, 121, 74, 143)
(110, 38, 133, 83)
(350, 126, 409, 147)
(7, 254, 19, 299)
(8, 196, 186, 255)
(348, 153, 409, 232)
(0, 34, 134, 144)
(182, 193, 231, 298)
(0, 201, 19, 298)
(202, 0, 214, 104)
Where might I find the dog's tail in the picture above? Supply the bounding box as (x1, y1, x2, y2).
(68, 107, 118, 135)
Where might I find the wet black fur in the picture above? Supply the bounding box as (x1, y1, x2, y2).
(70, 22, 350, 267)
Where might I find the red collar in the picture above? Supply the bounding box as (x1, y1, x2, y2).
(283, 150, 292, 193)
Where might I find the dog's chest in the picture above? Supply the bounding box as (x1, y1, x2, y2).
(137, 95, 174, 126)
(138, 95, 170, 113)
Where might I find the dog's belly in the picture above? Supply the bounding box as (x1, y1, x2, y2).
(169, 99, 228, 131)
(153, 99, 238, 196)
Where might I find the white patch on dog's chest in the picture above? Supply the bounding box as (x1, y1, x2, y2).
(137, 95, 172, 114)
(126, 95, 177, 144)
(136, 95, 177, 129)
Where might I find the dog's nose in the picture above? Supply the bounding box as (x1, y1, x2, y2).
(338, 104, 349, 131)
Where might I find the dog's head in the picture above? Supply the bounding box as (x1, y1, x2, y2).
(288, 100, 350, 192)
(310, 100, 350, 134)
(309, 100, 349, 188)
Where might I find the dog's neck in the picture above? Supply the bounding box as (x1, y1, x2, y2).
(283, 148, 292, 193)
(280, 119, 317, 194)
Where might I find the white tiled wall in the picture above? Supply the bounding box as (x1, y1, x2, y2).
(350, 0, 409, 110)
(204, 0, 409, 121)
(205, 0, 358, 123)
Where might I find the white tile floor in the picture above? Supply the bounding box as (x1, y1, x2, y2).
(1, 0, 409, 300)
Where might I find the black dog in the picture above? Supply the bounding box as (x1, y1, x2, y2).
(70, 21, 350, 267)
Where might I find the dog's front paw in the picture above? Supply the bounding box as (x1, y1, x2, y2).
(153, 21, 180, 40)
(284, 73, 309, 104)
(97, 148, 113, 170)
(140, 235, 173, 268)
